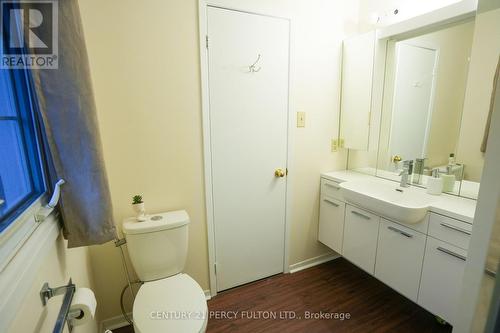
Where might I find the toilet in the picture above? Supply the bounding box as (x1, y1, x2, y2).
(122, 210, 208, 333)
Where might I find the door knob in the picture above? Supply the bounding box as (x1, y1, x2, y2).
(275, 168, 286, 178)
(392, 155, 402, 163)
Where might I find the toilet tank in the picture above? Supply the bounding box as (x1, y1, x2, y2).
(122, 210, 189, 281)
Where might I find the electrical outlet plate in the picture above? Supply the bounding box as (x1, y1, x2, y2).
(331, 139, 338, 152)
(339, 138, 345, 148)
(297, 112, 306, 128)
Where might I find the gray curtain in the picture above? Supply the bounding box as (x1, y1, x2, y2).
(31, 0, 116, 247)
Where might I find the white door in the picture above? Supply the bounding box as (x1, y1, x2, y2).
(207, 7, 290, 291)
(389, 43, 437, 161)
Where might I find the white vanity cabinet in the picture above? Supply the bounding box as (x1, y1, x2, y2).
(375, 219, 426, 301)
(318, 175, 474, 325)
(342, 205, 380, 274)
(318, 179, 346, 253)
(418, 214, 471, 325)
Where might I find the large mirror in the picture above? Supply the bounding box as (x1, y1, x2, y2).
(345, 15, 497, 199)
(377, 19, 476, 196)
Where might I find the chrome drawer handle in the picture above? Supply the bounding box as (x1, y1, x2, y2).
(437, 246, 467, 261)
(388, 226, 413, 238)
(485, 268, 497, 278)
(323, 199, 339, 207)
(440, 222, 471, 235)
(351, 210, 371, 220)
(324, 182, 341, 190)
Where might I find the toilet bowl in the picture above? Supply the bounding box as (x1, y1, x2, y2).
(133, 274, 207, 333)
(123, 210, 207, 333)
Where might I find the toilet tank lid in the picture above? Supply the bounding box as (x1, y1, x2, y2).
(122, 210, 190, 235)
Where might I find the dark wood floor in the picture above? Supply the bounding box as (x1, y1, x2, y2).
(112, 258, 451, 333)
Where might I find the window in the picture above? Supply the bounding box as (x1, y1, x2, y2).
(0, 69, 45, 232)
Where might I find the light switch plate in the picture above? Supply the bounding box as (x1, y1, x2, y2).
(297, 112, 306, 128)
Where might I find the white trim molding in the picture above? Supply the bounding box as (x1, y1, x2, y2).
(289, 253, 339, 274)
(198, 0, 294, 297)
(455, 48, 500, 332)
(0, 213, 60, 333)
(377, 0, 477, 40)
(204, 289, 212, 301)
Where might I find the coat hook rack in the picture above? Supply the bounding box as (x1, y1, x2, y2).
(249, 54, 262, 73)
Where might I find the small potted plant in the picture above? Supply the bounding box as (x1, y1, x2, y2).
(132, 195, 147, 221)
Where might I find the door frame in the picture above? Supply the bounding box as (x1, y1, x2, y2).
(198, 0, 293, 297)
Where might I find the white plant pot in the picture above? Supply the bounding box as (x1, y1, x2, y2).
(132, 202, 146, 221)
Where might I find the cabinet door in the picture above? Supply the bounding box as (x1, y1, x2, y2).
(418, 237, 467, 325)
(342, 205, 380, 274)
(340, 31, 375, 150)
(318, 196, 345, 254)
(375, 219, 426, 301)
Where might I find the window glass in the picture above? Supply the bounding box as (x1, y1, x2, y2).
(0, 71, 16, 117)
(0, 70, 44, 232)
(0, 121, 33, 211)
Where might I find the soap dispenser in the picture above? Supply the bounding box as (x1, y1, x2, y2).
(448, 153, 456, 166)
(427, 169, 443, 195)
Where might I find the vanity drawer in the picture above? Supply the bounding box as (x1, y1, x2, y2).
(321, 178, 343, 201)
(318, 196, 346, 254)
(428, 213, 472, 250)
(418, 236, 467, 325)
(343, 205, 380, 274)
(375, 219, 426, 302)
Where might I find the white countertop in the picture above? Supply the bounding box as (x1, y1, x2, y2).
(321, 170, 477, 224)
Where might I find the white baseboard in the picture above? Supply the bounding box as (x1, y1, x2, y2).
(100, 312, 132, 332)
(204, 289, 212, 300)
(288, 253, 339, 273)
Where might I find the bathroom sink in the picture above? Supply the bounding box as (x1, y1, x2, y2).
(339, 180, 434, 224)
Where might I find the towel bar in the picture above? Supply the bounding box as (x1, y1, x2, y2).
(40, 278, 80, 333)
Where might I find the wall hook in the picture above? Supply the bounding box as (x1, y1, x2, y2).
(249, 54, 262, 73)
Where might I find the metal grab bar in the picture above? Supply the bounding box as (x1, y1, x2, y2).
(40, 278, 80, 333)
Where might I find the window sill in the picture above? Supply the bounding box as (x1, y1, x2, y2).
(0, 195, 48, 270)
(0, 209, 60, 332)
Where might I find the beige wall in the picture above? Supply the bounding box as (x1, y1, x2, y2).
(78, 0, 357, 321)
(456, 8, 500, 182)
(8, 232, 98, 333)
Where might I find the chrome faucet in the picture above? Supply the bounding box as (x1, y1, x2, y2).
(399, 160, 413, 187)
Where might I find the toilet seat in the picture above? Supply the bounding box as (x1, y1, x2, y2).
(133, 274, 208, 333)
